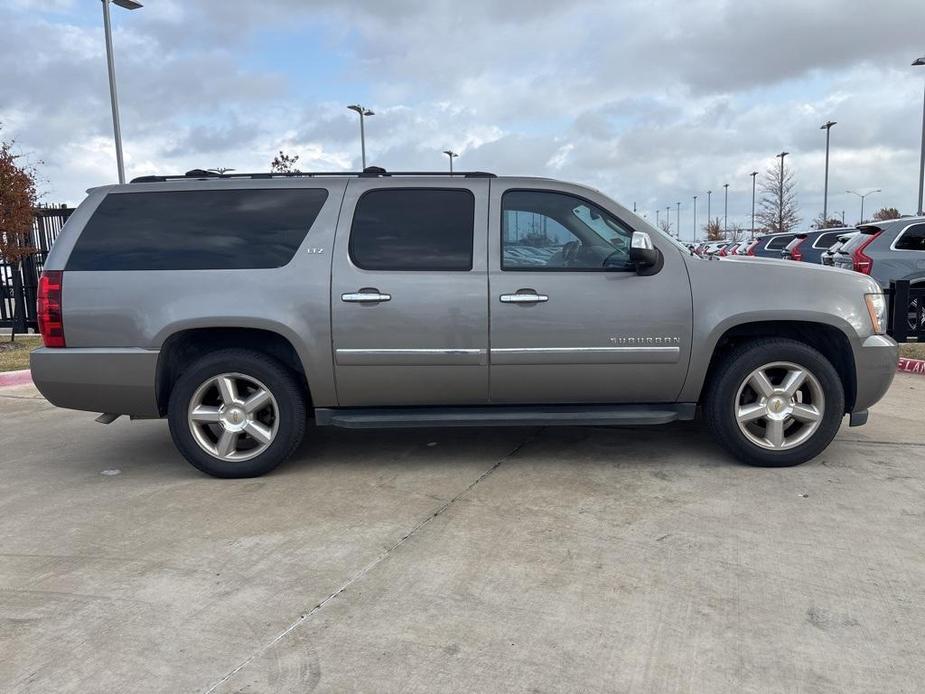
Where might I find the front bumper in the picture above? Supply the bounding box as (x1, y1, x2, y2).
(31, 347, 160, 417)
(852, 334, 898, 414)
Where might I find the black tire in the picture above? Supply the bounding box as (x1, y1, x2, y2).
(167, 349, 306, 478)
(704, 338, 844, 467)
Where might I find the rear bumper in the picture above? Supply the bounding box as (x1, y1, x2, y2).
(31, 347, 160, 417)
(852, 334, 898, 413)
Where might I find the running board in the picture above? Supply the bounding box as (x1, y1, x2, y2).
(314, 404, 696, 429)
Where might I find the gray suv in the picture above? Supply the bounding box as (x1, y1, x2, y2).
(834, 217, 925, 288)
(31, 170, 898, 477)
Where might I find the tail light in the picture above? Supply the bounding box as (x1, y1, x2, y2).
(790, 237, 806, 262)
(718, 246, 728, 257)
(746, 241, 757, 256)
(852, 232, 881, 275)
(37, 270, 65, 348)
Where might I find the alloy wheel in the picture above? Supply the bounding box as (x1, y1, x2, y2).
(734, 361, 825, 451)
(187, 372, 279, 461)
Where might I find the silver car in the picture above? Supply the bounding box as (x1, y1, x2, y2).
(31, 170, 897, 477)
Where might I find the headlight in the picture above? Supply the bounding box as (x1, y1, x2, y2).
(865, 293, 886, 335)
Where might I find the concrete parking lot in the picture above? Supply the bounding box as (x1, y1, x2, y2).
(2, 376, 924, 693)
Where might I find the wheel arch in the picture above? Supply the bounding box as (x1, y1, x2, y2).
(155, 327, 312, 416)
(695, 320, 857, 413)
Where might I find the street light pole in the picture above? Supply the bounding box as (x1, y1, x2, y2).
(914, 57, 925, 215)
(776, 152, 789, 232)
(722, 183, 729, 234)
(707, 190, 712, 229)
(100, 0, 142, 184)
(442, 150, 458, 174)
(676, 202, 681, 239)
(666, 206, 671, 235)
(347, 104, 375, 169)
(692, 195, 697, 241)
(750, 171, 758, 238)
(846, 189, 881, 224)
(820, 121, 836, 223)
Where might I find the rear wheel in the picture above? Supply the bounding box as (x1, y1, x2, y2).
(705, 339, 844, 467)
(168, 349, 306, 477)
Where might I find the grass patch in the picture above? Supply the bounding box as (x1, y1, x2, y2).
(0, 335, 42, 372)
(899, 342, 925, 360)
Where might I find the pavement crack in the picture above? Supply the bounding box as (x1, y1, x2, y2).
(203, 428, 542, 694)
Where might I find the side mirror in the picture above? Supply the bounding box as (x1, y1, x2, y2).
(629, 231, 662, 275)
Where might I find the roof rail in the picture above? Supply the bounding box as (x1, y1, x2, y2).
(130, 166, 496, 184)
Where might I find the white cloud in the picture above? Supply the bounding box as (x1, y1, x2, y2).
(0, 0, 923, 231)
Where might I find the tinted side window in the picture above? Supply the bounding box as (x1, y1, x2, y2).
(349, 189, 474, 271)
(765, 234, 794, 250)
(67, 189, 328, 271)
(501, 190, 634, 271)
(814, 231, 845, 248)
(895, 224, 925, 251)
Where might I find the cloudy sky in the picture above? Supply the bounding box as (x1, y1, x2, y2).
(3, 0, 924, 238)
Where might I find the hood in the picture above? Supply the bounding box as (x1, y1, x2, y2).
(694, 253, 882, 295)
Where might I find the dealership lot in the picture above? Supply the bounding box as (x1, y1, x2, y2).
(2, 376, 924, 693)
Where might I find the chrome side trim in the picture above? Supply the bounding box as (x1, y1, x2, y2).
(490, 346, 680, 365)
(336, 348, 487, 366)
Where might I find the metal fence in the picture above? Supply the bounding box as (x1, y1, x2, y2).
(0, 206, 74, 332)
(889, 280, 925, 343)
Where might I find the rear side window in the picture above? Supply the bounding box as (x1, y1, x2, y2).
(895, 223, 925, 251)
(67, 188, 328, 271)
(813, 231, 846, 249)
(349, 188, 474, 271)
(765, 234, 794, 250)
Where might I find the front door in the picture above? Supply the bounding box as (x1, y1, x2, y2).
(332, 179, 489, 406)
(488, 183, 693, 404)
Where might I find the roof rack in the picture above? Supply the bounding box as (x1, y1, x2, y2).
(130, 166, 497, 184)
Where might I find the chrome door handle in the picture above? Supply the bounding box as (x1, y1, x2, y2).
(500, 292, 548, 303)
(342, 291, 391, 303)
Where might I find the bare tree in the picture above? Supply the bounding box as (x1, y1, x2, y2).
(811, 212, 844, 229)
(726, 222, 746, 243)
(704, 217, 723, 241)
(659, 218, 672, 236)
(757, 161, 799, 233)
(0, 131, 39, 341)
(270, 150, 300, 174)
(871, 207, 901, 221)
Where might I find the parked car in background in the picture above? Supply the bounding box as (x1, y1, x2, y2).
(701, 241, 728, 256)
(751, 232, 796, 258)
(31, 168, 896, 476)
(782, 228, 857, 264)
(821, 232, 858, 266)
(739, 239, 761, 256)
(834, 217, 925, 288)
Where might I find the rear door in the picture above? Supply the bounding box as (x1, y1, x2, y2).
(487, 182, 693, 404)
(331, 178, 490, 406)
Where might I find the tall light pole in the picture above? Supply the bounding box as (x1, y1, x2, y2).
(347, 104, 374, 169)
(707, 190, 712, 227)
(101, 0, 142, 184)
(442, 150, 458, 174)
(914, 57, 925, 215)
(666, 206, 671, 235)
(656, 209, 660, 227)
(820, 121, 837, 223)
(722, 183, 729, 234)
(846, 189, 881, 224)
(750, 171, 758, 239)
(776, 152, 789, 232)
(676, 202, 681, 239)
(692, 195, 697, 241)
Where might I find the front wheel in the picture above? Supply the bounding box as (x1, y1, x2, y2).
(704, 339, 845, 467)
(167, 349, 306, 478)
